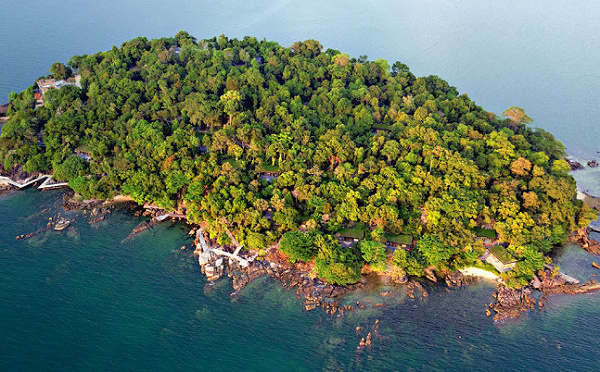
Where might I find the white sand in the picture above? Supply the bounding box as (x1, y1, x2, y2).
(459, 267, 499, 281)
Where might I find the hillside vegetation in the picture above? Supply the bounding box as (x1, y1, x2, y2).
(1, 32, 595, 286)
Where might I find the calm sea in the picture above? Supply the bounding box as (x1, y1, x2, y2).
(1, 1, 600, 371)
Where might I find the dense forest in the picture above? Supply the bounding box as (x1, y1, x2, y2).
(1, 32, 595, 287)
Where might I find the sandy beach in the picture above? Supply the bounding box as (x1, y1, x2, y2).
(459, 267, 500, 281)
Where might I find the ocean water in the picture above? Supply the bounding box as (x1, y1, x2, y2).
(2, 0, 600, 161)
(2, 1, 600, 371)
(1, 189, 600, 371)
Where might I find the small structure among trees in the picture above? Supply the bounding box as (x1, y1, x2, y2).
(0, 103, 8, 124)
(384, 233, 414, 251)
(474, 227, 499, 247)
(35, 75, 80, 104)
(74, 147, 92, 162)
(483, 245, 517, 272)
(337, 227, 364, 247)
(258, 164, 279, 181)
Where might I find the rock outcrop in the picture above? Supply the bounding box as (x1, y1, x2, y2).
(492, 267, 600, 322)
(566, 159, 584, 170)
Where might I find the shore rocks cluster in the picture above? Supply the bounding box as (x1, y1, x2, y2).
(491, 264, 600, 322)
(10, 183, 600, 323)
(566, 158, 599, 171)
(569, 227, 600, 255)
(193, 231, 363, 313)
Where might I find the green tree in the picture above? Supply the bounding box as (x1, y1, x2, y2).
(219, 90, 242, 125)
(314, 235, 362, 285)
(279, 231, 315, 263)
(360, 240, 387, 272)
(50, 62, 72, 80)
(53, 155, 88, 181)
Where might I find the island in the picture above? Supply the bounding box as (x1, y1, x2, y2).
(1, 32, 598, 319)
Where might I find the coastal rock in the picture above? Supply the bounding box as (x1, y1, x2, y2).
(444, 271, 466, 288)
(54, 218, 70, 231)
(493, 267, 600, 322)
(423, 266, 438, 282)
(568, 228, 600, 255)
(392, 275, 408, 284)
(566, 159, 584, 170)
(588, 160, 599, 168)
(492, 285, 536, 322)
(531, 275, 542, 289)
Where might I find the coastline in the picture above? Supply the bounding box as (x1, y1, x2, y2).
(6, 178, 600, 322)
(459, 267, 499, 281)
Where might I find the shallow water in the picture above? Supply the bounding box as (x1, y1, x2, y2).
(1, 190, 600, 371)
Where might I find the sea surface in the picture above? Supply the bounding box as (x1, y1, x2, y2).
(1, 189, 600, 372)
(1, 1, 600, 371)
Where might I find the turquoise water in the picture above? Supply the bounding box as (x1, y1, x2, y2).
(2, 1, 600, 370)
(1, 190, 600, 371)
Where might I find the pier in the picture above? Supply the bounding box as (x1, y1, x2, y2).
(196, 229, 249, 267)
(0, 174, 68, 190)
(154, 212, 187, 222)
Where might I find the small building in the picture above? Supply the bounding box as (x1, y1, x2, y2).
(384, 233, 414, 251)
(33, 91, 43, 105)
(74, 149, 92, 162)
(474, 227, 498, 247)
(36, 75, 80, 103)
(337, 227, 364, 247)
(259, 164, 279, 181)
(0, 103, 8, 123)
(483, 245, 517, 272)
(37, 78, 57, 93)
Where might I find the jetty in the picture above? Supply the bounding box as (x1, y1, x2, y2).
(545, 264, 580, 284)
(196, 229, 249, 268)
(559, 272, 580, 285)
(0, 174, 68, 190)
(154, 212, 187, 222)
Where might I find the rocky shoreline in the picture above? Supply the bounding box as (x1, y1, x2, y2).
(490, 266, 600, 322)
(8, 182, 600, 323)
(189, 219, 600, 323)
(192, 227, 364, 314)
(191, 225, 478, 315)
(566, 158, 599, 171)
(489, 225, 600, 322)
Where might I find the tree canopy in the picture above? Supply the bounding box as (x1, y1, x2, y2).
(0, 33, 593, 286)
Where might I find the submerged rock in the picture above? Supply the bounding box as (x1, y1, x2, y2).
(54, 218, 70, 231)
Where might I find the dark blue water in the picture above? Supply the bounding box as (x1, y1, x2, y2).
(2, 1, 600, 370)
